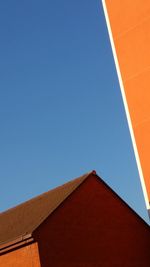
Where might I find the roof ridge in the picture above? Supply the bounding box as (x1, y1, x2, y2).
(0, 171, 95, 217)
(0, 171, 97, 247)
(30, 171, 96, 233)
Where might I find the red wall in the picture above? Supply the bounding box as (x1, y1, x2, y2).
(34, 175, 150, 267)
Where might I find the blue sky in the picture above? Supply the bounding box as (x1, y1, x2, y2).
(0, 0, 149, 224)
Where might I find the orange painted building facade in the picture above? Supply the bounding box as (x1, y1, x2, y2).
(102, 0, 150, 209)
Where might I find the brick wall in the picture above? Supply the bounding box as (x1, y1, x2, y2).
(34, 175, 150, 267)
(0, 242, 41, 267)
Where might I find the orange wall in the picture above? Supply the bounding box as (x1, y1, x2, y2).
(105, 0, 150, 201)
(0, 242, 41, 267)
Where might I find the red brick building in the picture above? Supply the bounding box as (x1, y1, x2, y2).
(0, 171, 150, 266)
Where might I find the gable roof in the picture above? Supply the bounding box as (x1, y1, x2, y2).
(0, 170, 149, 253)
(0, 171, 95, 248)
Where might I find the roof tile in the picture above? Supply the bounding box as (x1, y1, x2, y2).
(0, 171, 94, 246)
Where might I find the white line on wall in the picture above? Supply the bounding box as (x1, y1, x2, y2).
(101, 0, 150, 210)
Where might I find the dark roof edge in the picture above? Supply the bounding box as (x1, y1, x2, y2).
(0, 233, 34, 255)
(0, 170, 96, 250)
(93, 175, 150, 228)
(32, 170, 150, 232)
(0, 171, 95, 217)
(1, 170, 149, 252)
(31, 170, 97, 233)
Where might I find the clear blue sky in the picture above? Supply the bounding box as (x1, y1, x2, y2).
(0, 0, 149, 224)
